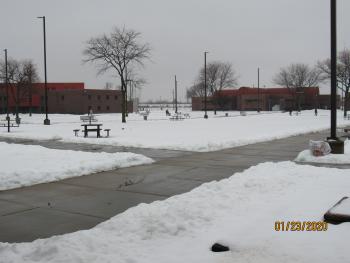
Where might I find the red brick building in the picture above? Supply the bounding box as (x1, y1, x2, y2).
(192, 87, 339, 111)
(0, 83, 135, 114)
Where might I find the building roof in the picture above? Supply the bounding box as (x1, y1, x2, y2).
(216, 86, 319, 96)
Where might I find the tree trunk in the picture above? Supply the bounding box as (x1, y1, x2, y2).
(120, 77, 127, 123)
(125, 85, 128, 117)
(344, 92, 349, 117)
(121, 89, 126, 123)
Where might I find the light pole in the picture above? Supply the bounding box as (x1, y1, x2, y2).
(327, 0, 344, 153)
(175, 75, 178, 113)
(257, 67, 260, 112)
(4, 49, 10, 132)
(37, 16, 50, 125)
(204, 51, 208, 119)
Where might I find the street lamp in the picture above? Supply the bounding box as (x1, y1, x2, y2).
(204, 51, 208, 119)
(37, 16, 50, 125)
(257, 67, 260, 112)
(4, 49, 10, 132)
(174, 75, 178, 113)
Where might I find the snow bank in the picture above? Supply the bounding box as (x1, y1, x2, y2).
(1, 161, 349, 262)
(295, 139, 350, 164)
(0, 142, 153, 190)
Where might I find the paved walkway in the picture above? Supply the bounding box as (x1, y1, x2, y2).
(0, 130, 343, 242)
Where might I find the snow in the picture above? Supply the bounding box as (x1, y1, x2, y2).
(295, 139, 350, 164)
(0, 142, 153, 191)
(330, 197, 350, 215)
(0, 161, 349, 263)
(1, 109, 349, 152)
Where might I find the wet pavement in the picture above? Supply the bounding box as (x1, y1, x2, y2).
(0, 130, 345, 242)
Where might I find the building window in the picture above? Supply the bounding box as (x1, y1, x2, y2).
(115, 95, 118, 100)
(61, 95, 65, 101)
(106, 106, 110, 110)
(97, 95, 101, 100)
(88, 95, 92, 100)
(97, 106, 101, 110)
(106, 95, 109, 100)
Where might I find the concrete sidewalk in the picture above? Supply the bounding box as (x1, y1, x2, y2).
(0, 130, 332, 242)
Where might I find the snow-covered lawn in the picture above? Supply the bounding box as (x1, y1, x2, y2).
(1, 161, 348, 263)
(0, 142, 153, 191)
(0, 110, 349, 152)
(295, 139, 350, 164)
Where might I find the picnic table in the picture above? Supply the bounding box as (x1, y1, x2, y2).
(1, 117, 19, 132)
(81, 123, 103, 138)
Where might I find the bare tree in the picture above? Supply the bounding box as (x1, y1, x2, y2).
(83, 26, 151, 123)
(186, 81, 205, 100)
(0, 59, 39, 117)
(187, 61, 238, 113)
(22, 60, 40, 116)
(318, 49, 350, 116)
(273, 63, 323, 111)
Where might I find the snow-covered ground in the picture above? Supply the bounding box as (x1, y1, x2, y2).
(0, 142, 153, 191)
(295, 139, 350, 164)
(0, 161, 348, 263)
(0, 110, 349, 152)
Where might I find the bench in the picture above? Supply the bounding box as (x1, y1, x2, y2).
(1, 118, 19, 132)
(80, 115, 98, 123)
(1, 123, 19, 127)
(183, 113, 190, 118)
(170, 114, 185, 121)
(104, 129, 111, 137)
(240, 111, 247, 116)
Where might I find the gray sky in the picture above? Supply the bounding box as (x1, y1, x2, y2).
(1, 0, 349, 101)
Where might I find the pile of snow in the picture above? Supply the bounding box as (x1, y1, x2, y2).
(0, 142, 153, 191)
(1, 161, 349, 262)
(0, 110, 349, 152)
(295, 139, 350, 164)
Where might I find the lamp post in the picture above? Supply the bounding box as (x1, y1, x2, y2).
(204, 51, 208, 119)
(257, 67, 260, 112)
(175, 75, 178, 113)
(327, 0, 344, 153)
(4, 49, 10, 132)
(37, 16, 50, 125)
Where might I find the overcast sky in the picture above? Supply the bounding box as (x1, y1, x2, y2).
(1, 0, 349, 101)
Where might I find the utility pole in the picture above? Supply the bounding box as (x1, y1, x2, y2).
(175, 75, 178, 113)
(257, 67, 260, 112)
(204, 51, 208, 119)
(4, 49, 10, 132)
